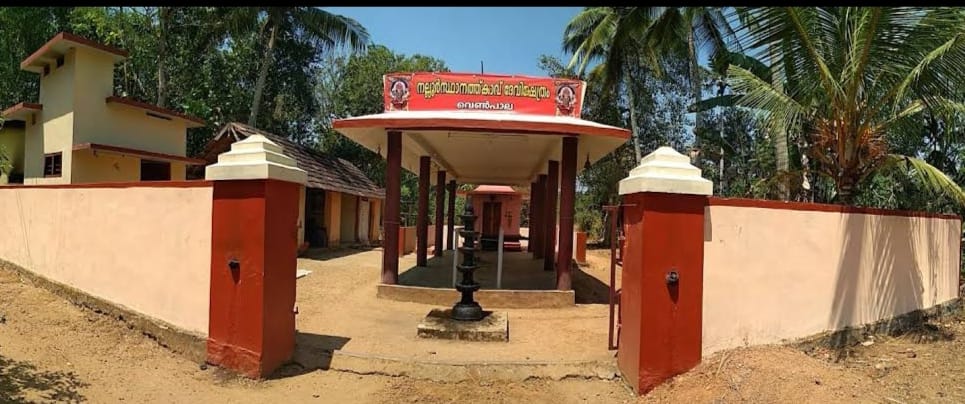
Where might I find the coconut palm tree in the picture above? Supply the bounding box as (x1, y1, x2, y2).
(225, 7, 369, 127)
(701, 49, 797, 199)
(639, 7, 737, 150)
(562, 7, 661, 163)
(726, 7, 965, 205)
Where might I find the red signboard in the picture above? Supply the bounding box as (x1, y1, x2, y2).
(383, 72, 586, 117)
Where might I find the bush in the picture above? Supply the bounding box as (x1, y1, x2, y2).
(574, 207, 604, 242)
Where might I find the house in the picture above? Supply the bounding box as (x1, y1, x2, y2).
(0, 32, 205, 185)
(197, 122, 384, 249)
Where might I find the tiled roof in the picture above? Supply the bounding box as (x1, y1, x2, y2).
(203, 122, 384, 199)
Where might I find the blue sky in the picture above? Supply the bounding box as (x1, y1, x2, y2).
(323, 7, 584, 76)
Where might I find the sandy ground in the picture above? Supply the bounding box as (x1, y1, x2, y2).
(2, 247, 965, 403)
(293, 246, 616, 364)
(0, 264, 631, 403)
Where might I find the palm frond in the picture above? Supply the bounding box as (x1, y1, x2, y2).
(879, 154, 965, 207)
(292, 7, 369, 52)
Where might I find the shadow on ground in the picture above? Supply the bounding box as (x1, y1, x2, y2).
(299, 247, 375, 261)
(0, 354, 88, 403)
(270, 332, 351, 379)
(573, 264, 612, 305)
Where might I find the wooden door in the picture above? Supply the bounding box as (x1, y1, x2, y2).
(482, 201, 502, 237)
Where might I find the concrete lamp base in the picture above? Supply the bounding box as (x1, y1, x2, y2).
(417, 309, 509, 342)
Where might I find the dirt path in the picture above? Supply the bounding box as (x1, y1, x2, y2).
(0, 267, 633, 403)
(3, 248, 965, 403)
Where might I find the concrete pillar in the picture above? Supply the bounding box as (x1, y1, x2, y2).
(446, 180, 456, 250)
(417, 156, 430, 267)
(205, 134, 308, 378)
(434, 170, 446, 257)
(383, 131, 402, 284)
(532, 174, 546, 259)
(543, 160, 559, 271)
(616, 146, 713, 395)
(556, 137, 577, 289)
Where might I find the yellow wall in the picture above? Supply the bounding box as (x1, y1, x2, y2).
(324, 191, 342, 246)
(70, 150, 139, 183)
(22, 46, 190, 185)
(170, 162, 185, 181)
(0, 184, 213, 334)
(0, 126, 25, 183)
(25, 48, 77, 185)
(340, 193, 358, 243)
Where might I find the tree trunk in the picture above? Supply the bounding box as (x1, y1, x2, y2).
(770, 45, 790, 200)
(156, 7, 170, 108)
(688, 28, 702, 147)
(248, 21, 279, 127)
(624, 73, 643, 164)
(837, 176, 856, 205)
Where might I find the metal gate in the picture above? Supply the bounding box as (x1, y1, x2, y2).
(603, 204, 627, 350)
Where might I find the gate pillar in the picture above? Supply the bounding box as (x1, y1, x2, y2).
(616, 146, 712, 395)
(205, 134, 307, 378)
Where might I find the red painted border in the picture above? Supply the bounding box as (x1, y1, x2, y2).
(74, 142, 207, 165)
(709, 197, 961, 220)
(2, 102, 43, 119)
(1, 180, 212, 190)
(21, 32, 129, 71)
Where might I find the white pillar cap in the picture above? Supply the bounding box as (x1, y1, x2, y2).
(618, 146, 713, 196)
(205, 134, 308, 185)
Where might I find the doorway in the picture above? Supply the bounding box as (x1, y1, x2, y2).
(481, 201, 501, 250)
(305, 189, 326, 247)
(140, 159, 170, 181)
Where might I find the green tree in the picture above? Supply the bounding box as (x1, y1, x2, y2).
(0, 7, 73, 106)
(640, 7, 736, 150)
(316, 44, 448, 225)
(222, 7, 369, 128)
(563, 7, 658, 163)
(727, 7, 965, 205)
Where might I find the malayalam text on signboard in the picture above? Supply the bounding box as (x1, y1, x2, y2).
(383, 72, 586, 117)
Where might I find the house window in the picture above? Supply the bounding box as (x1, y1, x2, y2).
(43, 152, 62, 177)
(140, 159, 171, 181)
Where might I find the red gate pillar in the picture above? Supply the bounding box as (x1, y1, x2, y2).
(617, 146, 713, 395)
(205, 134, 308, 378)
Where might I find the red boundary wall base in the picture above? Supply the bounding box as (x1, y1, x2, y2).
(207, 179, 300, 378)
(618, 192, 706, 395)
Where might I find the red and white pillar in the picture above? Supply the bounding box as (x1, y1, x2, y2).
(204, 134, 308, 378)
(616, 147, 713, 395)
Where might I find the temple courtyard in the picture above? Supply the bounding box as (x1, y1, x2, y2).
(2, 247, 965, 403)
